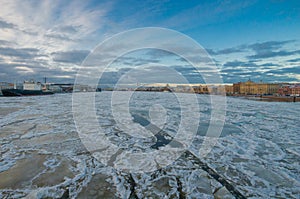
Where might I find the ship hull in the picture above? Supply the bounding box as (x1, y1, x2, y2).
(1, 89, 54, 97)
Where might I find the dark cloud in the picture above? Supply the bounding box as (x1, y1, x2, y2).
(221, 67, 263, 78)
(268, 66, 300, 74)
(206, 40, 300, 83)
(220, 60, 296, 83)
(57, 25, 79, 34)
(45, 33, 73, 41)
(0, 19, 16, 29)
(99, 68, 137, 85)
(3, 60, 294, 84)
(247, 40, 293, 52)
(221, 68, 245, 73)
(207, 40, 298, 59)
(0, 62, 77, 83)
(117, 65, 192, 84)
(171, 65, 197, 74)
(287, 58, 300, 63)
(51, 50, 90, 64)
(247, 49, 300, 59)
(0, 47, 81, 83)
(222, 60, 284, 71)
(115, 56, 160, 66)
(205, 49, 215, 55)
(223, 60, 258, 67)
(99, 71, 120, 85)
(0, 40, 15, 46)
(176, 55, 212, 63)
(217, 46, 246, 54)
(0, 47, 41, 59)
(245, 40, 299, 59)
(172, 65, 215, 72)
(221, 71, 298, 83)
(220, 64, 300, 83)
(206, 46, 246, 55)
(171, 65, 211, 83)
(260, 62, 280, 67)
(97, 65, 207, 85)
(145, 49, 177, 59)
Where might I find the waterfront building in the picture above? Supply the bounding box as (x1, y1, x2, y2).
(175, 85, 193, 93)
(225, 85, 234, 95)
(278, 84, 300, 96)
(233, 80, 280, 95)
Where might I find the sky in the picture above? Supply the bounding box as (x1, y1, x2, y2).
(0, 0, 299, 84)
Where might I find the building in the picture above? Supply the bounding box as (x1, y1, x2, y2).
(278, 84, 300, 96)
(233, 80, 280, 95)
(174, 85, 193, 93)
(233, 82, 240, 94)
(225, 85, 234, 95)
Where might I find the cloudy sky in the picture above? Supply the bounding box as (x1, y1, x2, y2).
(0, 0, 299, 84)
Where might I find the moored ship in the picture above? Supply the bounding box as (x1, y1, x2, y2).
(1, 80, 54, 97)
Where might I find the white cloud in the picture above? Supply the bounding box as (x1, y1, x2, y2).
(0, 0, 112, 52)
(15, 66, 34, 73)
(0, 0, 114, 81)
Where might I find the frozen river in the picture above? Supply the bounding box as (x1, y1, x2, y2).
(0, 92, 299, 198)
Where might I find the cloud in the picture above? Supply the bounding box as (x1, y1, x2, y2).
(0, 47, 42, 59)
(221, 68, 245, 74)
(246, 40, 300, 59)
(97, 64, 208, 85)
(0, 62, 77, 83)
(287, 58, 300, 63)
(221, 70, 299, 83)
(56, 25, 80, 34)
(207, 46, 246, 55)
(0, 0, 114, 83)
(0, 1, 298, 84)
(45, 33, 73, 41)
(0, 19, 16, 29)
(145, 49, 176, 59)
(247, 49, 300, 59)
(207, 40, 296, 57)
(268, 66, 300, 74)
(51, 50, 90, 64)
(15, 66, 34, 74)
(259, 62, 280, 67)
(223, 60, 257, 68)
(0, 39, 14, 46)
(115, 56, 160, 66)
(247, 40, 293, 52)
(207, 40, 299, 60)
(0, 0, 112, 52)
(116, 65, 192, 84)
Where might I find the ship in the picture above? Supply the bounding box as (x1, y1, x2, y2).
(1, 80, 54, 97)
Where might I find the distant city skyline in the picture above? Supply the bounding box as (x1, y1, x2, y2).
(0, 0, 299, 84)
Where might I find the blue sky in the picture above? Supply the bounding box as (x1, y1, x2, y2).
(0, 0, 299, 84)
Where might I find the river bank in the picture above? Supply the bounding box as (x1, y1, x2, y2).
(230, 94, 300, 102)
